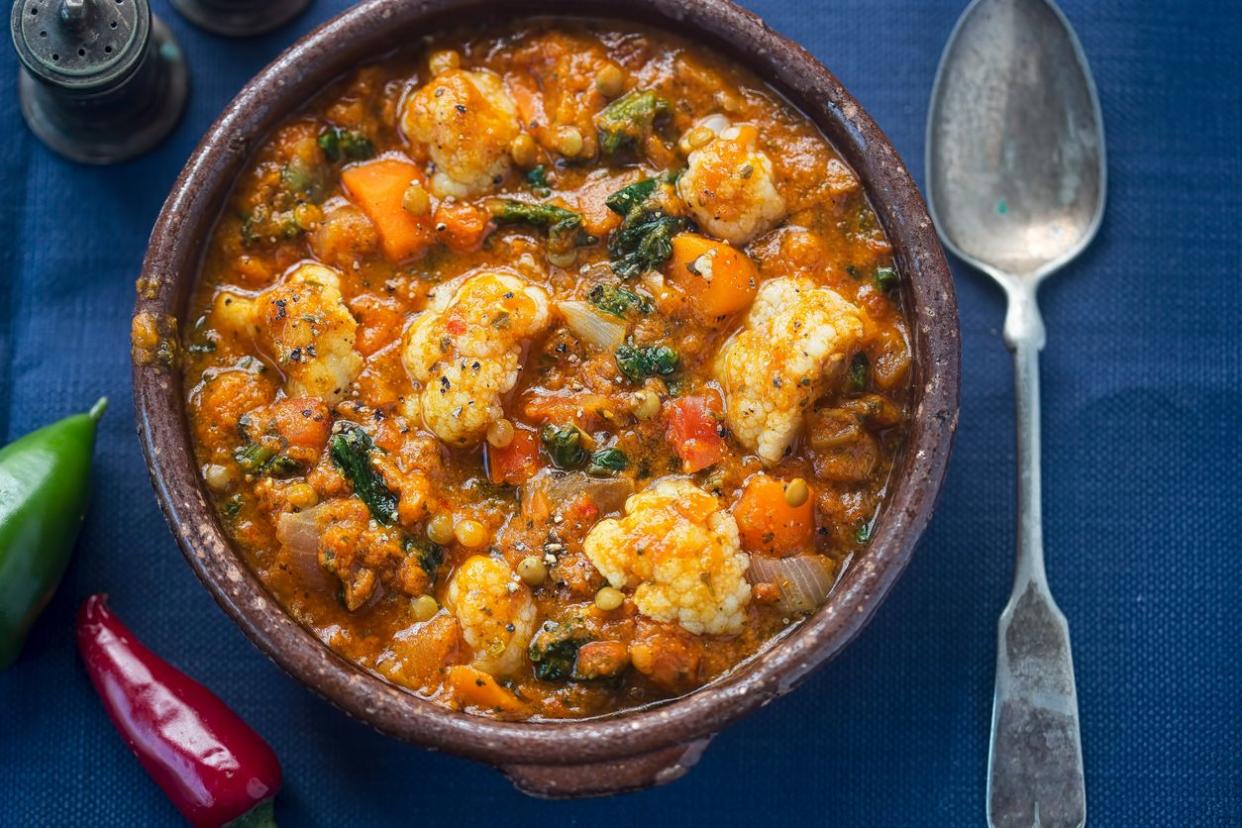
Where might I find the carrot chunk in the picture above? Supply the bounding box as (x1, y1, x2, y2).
(341, 158, 434, 261)
(732, 473, 815, 556)
(445, 665, 526, 715)
(667, 233, 759, 319)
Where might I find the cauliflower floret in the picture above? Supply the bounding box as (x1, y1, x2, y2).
(714, 277, 864, 465)
(676, 122, 786, 245)
(211, 289, 259, 345)
(446, 555, 536, 677)
(251, 263, 363, 404)
(583, 478, 750, 635)
(400, 68, 520, 199)
(401, 269, 550, 446)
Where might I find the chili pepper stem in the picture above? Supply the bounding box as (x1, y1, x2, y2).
(88, 397, 109, 422)
(224, 798, 277, 828)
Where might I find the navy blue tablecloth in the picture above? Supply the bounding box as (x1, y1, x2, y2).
(1, 1, 1238, 824)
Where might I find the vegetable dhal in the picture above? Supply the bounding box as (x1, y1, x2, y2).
(183, 21, 912, 720)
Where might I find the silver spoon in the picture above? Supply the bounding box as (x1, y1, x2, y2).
(926, 0, 1105, 825)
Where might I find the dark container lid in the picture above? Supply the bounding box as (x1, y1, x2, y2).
(12, 0, 146, 92)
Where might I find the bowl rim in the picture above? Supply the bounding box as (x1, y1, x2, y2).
(132, 0, 959, 767)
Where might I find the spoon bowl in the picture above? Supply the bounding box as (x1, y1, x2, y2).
(927, 0, 1106, 283)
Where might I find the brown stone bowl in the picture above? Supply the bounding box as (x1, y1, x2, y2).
(132, 0, 959, 799)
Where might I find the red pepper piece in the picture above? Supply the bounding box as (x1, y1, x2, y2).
(76, 594, 281, 827)
(485, 425, 540, 485)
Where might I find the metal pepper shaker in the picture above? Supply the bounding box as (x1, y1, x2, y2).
(11, 0, 187, 165)
(169, 0, 309, 37)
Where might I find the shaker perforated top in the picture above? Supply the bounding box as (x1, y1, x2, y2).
(12, 0, 147, 91)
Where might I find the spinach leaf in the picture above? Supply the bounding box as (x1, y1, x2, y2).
(604, 171, 687, 278)
(318, 126, 375, 162)
(405, 537, 445, 576)
(605, 178, 659, 216)
(240, 204, 306, 247)
(615, 343, 680, 383)
(594, 89, 671, 154)
(874, 266, 899, 292)
(526, 165, 551, 196)
(329, 423, 399, 525)
(588, 448, 629, 476)
(528, 620, 592, 682)
(221, 495, 243, 520)
(540, 424, 589, 470)
(280, 157, 330, 203)
(608, 209, 685, 278)
(848, 353, 870, 392)
(487, 199, 591, 251)
(488, 199, 582, 233)
(587, 283, 652, 317)
(233, 443, 299, 477)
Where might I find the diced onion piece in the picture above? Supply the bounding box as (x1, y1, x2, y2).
(277, 506, 322, 557)
(522, 469, 634, 517)
(698, 114, 731, 136)
(557, 300, 626, 350)
(276, 505, 330, 584)
(748, 554, 836, 614)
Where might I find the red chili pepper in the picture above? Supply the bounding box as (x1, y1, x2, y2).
(76, 594, 281, 827)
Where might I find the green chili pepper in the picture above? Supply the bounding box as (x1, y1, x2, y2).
(0, 398, 106, 670)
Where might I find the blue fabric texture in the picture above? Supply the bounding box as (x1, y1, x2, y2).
(1, 1, 1238, 824)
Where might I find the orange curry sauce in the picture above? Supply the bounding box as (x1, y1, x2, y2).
(184, 20, 911, 720)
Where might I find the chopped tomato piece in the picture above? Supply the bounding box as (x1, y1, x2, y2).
(629, 619, 703, 693)
(573, 641, 629, 679)
(485, 426, 540, 485)
(663, 395, 725, 473)
(444, 315, 467, 336)
(520, 391, 611, 431)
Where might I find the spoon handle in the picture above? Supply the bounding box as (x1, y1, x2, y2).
(988, 296, 1086, 827)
